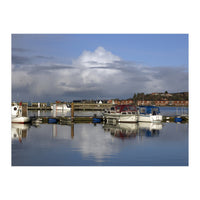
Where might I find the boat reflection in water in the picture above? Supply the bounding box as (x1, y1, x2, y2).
(103, 122, 163, 139)
(11, 123, 30, 143)
(138, 122, 163, 137)
(50, 109, 71, 117)
(103, 123, 138, 139)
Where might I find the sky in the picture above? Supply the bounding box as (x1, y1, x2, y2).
(12, 34, 188, 102)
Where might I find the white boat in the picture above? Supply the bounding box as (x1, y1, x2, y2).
(103, 105, 138, 123)
(51, 103, 71, 111)
(11, 103, 31, 123)
(138, 106, 162, 122)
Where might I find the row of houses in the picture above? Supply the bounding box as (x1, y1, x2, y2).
(137, 100, 188, 106)
(107, 99, 188, 106)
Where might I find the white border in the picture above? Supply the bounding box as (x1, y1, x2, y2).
(1, 1, 199, 200)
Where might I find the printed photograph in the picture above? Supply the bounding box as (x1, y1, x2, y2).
(11, 34, 188, 166)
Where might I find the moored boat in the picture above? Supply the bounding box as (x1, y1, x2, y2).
(51, 103, 71, 111)
(48, 118, 58, 124)
(174, 116, 182, 122)
(138, 106, 162, 122)
(11, 103, 31, 124)
(103, 104, 138, 123)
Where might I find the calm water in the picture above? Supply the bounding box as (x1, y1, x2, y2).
(12, 120, 188, 166)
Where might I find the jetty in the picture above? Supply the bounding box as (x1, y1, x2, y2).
(14, 102, 188, 124)
(27, 103, 112, 111)
(71, 103, 112, 111)
(31, 114, 188, 125)
(31, 102, 188, 125)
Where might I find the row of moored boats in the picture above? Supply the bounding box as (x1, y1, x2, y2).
(12, 103, 162, 124)
(103, 105, 162, 123)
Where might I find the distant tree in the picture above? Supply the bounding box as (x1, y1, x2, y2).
(165, 91, 168, 94)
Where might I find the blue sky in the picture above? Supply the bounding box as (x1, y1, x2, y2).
(12, 34, 188, 66)
(12, 34, 188, 102)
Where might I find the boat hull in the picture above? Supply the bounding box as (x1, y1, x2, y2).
(138, 114, 162, 122)
(48, 118, 58, 123)
(12, 116, 31, 124)
(174, 117, 182, 122)
(103, 113, 138, 123)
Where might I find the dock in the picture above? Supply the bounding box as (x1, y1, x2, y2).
(72, 103, 112, 111)
(29, 102, 188, 124)
(27, 103, 112, 111)
(28, 106, 51, 110)
(31, 115, 188, 125)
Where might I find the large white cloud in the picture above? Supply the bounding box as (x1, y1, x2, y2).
(73, 46, 121, 68)
(12, 46, 188, 101)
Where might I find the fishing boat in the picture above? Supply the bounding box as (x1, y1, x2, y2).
(11, 103, 31, 123)
(103, 104, 138, 123)
(138, 106, 162, 122)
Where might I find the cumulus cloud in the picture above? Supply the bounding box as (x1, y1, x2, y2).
(12, 46, 188, 102)
(73, 46, 121, 68)
(71, 47, 124, 91)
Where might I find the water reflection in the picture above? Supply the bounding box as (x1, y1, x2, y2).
(12, 121, 187, 166)
(138, 122, 162, 137)
(51, 110, 71, 117)
(11, 124, 30, 143)
(103, 123, 138, 139)
(12, 122, 163, 143)
(52, 124, 74, 139)
(103, 122, 163, 139)
(28, 109, 71, 117)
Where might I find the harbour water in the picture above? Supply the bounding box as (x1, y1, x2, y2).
(12, 107, 188, 166)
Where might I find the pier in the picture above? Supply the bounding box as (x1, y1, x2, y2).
(72, 103, 112, 111)
(30, 103, 189, 124)
(28, 106, 51, 110)
(16, 102, 188, 124)
(31, 114, 188, 125)
(27, 103, 112, 111)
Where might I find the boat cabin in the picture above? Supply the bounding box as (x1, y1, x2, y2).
(139, 106, 160, 115)
(12, 105, 20, 117)
(107, 105, 137, 114)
